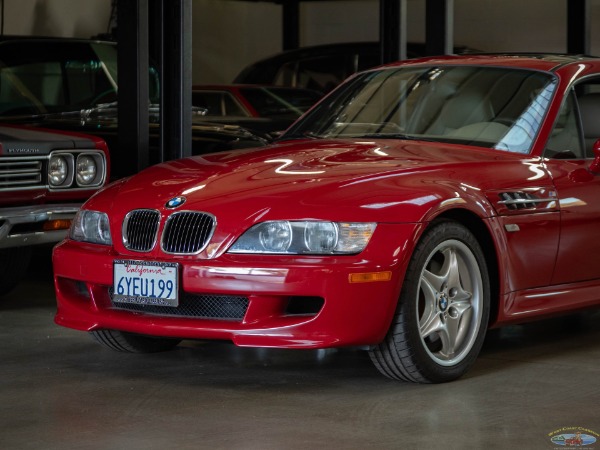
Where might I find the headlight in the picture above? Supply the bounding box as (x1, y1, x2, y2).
(70, 210, 112, 245)
(259, 221, 292, 252)
(48, 154, 69, 186)
(76, 155, 98, 185)
(229, 221, 376, 254)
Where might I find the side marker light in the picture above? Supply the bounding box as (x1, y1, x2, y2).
(348, 271, 392, 283)
(43, 219, 73, 231)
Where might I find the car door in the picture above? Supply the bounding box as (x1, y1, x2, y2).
(544, 86, 600, 284)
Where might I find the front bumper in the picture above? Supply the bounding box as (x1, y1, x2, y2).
(0, 204, 81, 249)
(53, 223, 420, 348)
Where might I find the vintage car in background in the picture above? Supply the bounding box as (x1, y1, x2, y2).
(0, 38, 268, 180)
(53, 54, 600, 383)
(0, 124, 109, 295)
(191, 84, 322, 137)
(233, 41, 479, 93)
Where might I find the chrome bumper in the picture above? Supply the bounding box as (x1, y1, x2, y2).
(0, 204, 81, 249)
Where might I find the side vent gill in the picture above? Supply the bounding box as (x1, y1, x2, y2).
(498, 192, 541, 210)
(487, 189, 558, 215)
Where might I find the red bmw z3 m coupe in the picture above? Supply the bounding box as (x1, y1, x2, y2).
(54, 54, 600, 383)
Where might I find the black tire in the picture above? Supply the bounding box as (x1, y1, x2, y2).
(0, 247, 32, 296)
(369, 220, 490, 383)
(91, 329, 181, 353)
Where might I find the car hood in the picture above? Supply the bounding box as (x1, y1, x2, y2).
(95, 139, 537, 230)
(0, 124, 94, 155)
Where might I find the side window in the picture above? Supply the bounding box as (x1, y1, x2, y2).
(545, 91, 585, 159)
(221, 93, 248, 116)
(0, 63, 64, 108)
(575, 91, 600, 159)
(64, 61, 115, 106)
(192, 92, 223, 115)
(191, 91, 248, 117)
(297, 56, 348, 92)
(273, 61, 298, 88)
(0, 60, 116, 112)
(275, 56, 348, 92)
(0, 67, 43, 114)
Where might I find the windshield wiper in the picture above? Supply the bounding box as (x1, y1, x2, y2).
(357, 133, 444, 144)
(275, 131, 321, 141)
(78, 102, 208, 125)
(356, 133, 423, 140)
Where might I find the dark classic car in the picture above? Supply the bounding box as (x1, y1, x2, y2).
(0, 38, 268, 180)
(0, 124, 109, 295)
(53, 54, 600, 383)
(191, 84, 322, 137)
(233, 41, 479, 93)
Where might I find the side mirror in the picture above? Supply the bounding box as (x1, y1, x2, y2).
(589, 139, 600, 174)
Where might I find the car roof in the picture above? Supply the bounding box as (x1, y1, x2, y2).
(237, 41, 477, 65)
(233, 41, 480, 85)
(379, 53, 600, 72)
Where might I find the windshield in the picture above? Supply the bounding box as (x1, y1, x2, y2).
(283, 65, 557, 154)
(0, 41, 160, 116)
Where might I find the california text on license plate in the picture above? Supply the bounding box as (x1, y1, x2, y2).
(113, 260, 179, 307)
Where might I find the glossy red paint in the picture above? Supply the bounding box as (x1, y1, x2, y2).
(53, 55, 600, 357)
(54, 221, 418, 347)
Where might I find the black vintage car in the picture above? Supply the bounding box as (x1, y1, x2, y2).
(0, 38, 269, 180)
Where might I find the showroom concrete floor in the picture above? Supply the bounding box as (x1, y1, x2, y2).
(1, 247, 599, 450)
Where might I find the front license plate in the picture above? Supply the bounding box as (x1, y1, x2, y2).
(113, 260, 179, 307)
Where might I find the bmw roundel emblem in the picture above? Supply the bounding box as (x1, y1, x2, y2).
(166, 196, 186, 209)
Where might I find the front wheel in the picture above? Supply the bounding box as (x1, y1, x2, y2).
(91, 329, 181, 353)
(369, 221, 490, 383)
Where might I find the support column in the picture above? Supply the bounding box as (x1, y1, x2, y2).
(117, 0, 149, 177)
(282, 0, 300, 50)
(567, 0, 590, 54)
(161, 0, 193, 161)
(380, 0, 408, 63)
(425, 0, 454, 56)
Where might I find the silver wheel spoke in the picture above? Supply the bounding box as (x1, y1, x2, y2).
(420, 307, 443, 339)
(437, 321, 455, 357)
(442, 248, 460, 288)
(419, 270, 439, 335)
(417, 238, 483, 366)
(444, 247, 472, 302)
(451, 299, 473, 317)
(440, 305, 473, 358)
(422, 266, 445, 293)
